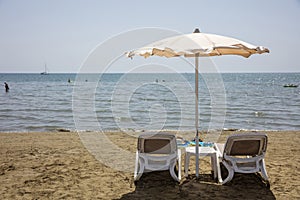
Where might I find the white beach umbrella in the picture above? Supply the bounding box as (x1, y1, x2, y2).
(126, 28, 269, 177)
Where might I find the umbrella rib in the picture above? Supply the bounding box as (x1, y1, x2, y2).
(203, 34, 216, 49)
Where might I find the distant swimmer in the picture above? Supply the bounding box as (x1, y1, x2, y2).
(68, 78, 71, 83)
(4, 82, 9, 92)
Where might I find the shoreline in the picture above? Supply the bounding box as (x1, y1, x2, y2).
(2, 128, 299, 134)
(0, 131, 299, 199)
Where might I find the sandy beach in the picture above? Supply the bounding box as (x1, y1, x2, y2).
(0, 131, 299, 199)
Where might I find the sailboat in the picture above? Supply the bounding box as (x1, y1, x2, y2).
(40, 63, 49, 75)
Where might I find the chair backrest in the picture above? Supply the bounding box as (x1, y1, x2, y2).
(224, 133, 267, 156)
(137, 132, 177, 154)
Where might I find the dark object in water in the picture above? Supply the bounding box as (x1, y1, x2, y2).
(283, 84, 298, 88)
(4, 82, 9, 92)
(56, 128, 71, 132)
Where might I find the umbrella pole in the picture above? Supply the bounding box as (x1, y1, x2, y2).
(195, 55, 199, 178)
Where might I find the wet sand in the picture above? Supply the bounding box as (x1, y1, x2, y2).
(0, 131, 299, 199)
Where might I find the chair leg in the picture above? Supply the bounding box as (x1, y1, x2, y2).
(134, 153, 144, 181)
(134, 161, 144, 181)
(169, 161, 179, 182)
(222, 161, 234, 184)
(260, 159, 269, 181)
(211, 156, 216, 179)
(134, 152, 139, 180)
(178, 149, 182, 181)
(184, 153, 191, 177)
(212, 153, 222, 183)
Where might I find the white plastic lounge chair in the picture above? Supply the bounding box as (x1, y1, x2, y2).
(134, 132, 181, 182)
(215, 132, 269, 185)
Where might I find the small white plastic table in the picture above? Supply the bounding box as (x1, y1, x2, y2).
(184, 146, 222, 183)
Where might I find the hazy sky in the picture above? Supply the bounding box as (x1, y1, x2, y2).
(0, 0, 299, 73)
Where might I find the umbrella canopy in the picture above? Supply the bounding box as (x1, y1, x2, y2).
(126, 28, 269, 177)
(127, 29, 269, 59)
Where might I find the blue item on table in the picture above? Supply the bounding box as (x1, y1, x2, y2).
(189, 141, 214, 147)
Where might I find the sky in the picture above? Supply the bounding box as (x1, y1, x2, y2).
(0, 0, 299, 73)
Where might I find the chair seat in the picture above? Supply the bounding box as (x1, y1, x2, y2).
(216, 132, 269, 185)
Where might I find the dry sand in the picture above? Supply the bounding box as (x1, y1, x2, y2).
(0, 131, 299, 199)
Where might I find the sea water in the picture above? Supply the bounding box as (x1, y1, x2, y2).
(0, 73, 299, 132)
